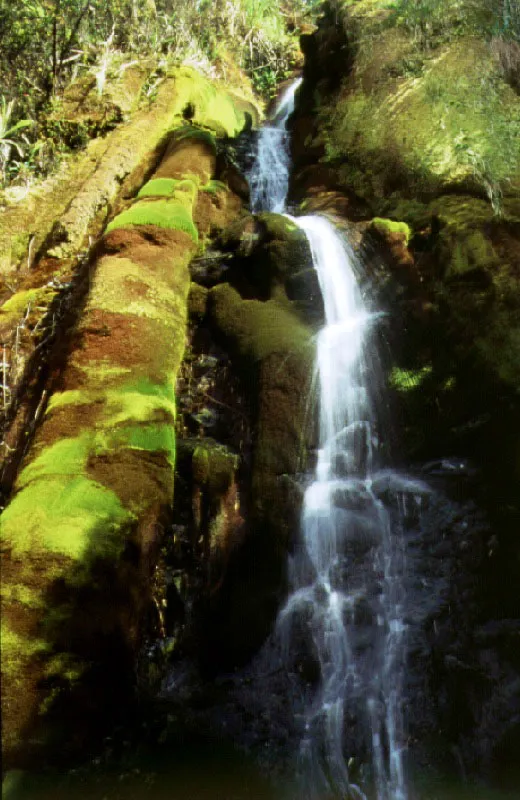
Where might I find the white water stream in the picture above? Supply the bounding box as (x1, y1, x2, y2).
(248, 80, 427, 799)
(248, 78, 302, 213)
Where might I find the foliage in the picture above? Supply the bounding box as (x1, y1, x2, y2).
(0, 98, 34, 183)
(0, 0, 317, 187)
(324, 0, 520, 214)
(383, 0, 520, 45)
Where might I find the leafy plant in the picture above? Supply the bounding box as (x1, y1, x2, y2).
(0, 98, 34, 183)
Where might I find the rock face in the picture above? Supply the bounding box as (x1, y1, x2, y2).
(174, 212, 317, 670)
(288, 0, 520, 789)
(0, 72, 252, 771)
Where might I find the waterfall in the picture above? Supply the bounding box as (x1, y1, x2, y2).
(278, 216, 417, 800)
(247, 78, 302, 213)
(248, 79, 427, 800)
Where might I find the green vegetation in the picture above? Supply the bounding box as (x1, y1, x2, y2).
(389, 365, 433, 392)
(321, 1, 520, 215)
(0, 0, 317, 188)
(137, 178, 186, 198)
(210, 283, 313, 364)
(106, 199, 199, 241)
(371, 217, 411, 243)
(1, 471, 134, 561)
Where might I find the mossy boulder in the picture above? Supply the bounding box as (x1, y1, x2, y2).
(293, 2, 520, 211)
(202, 279, 315, 666)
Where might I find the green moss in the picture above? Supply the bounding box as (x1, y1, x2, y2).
(210, 283, 313, 364)
(137, 177, 199, 200)
(192, 442, 238, 495)
(46, 390, 92, 412)
(172, 125, 217, 150)
(43, 653, 85, 683)
(47, 378, 176, 431)
(371, 217, 411, 244)
(322, 30, 520, 210)
(447, 230, 497, 276)
(103, 377, 176, 426)
(202, 179, 229, 195)
(137, 178, 182, 198)
(0, 287, 56, 317)
(2, 769, 26, 800)
(1, 474, 135, 561)
(98, 423, 176, 466)
(0, 583, 45, 609)
(17, 435, 92, 489)
(1, 620, 50, 678)
(389, 365, 433, 392)
(106, 199, 198, 242)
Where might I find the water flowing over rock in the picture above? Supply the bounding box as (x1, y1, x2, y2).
(248, 79, 302, 213)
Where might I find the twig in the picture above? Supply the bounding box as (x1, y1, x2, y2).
(1, 346, 9, 410)
(27, 234, 35, 270)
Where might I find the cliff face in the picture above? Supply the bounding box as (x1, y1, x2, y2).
(290, 0, 520, 787)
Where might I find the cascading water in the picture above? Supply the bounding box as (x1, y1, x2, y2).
(248, 79, 427, 799)
(277, 217, 419, 800)
(247, 78, 302, 213)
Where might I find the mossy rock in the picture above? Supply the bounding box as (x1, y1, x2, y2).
(188, 282, 208, 318)
(192, 441, 238, 497)
(209, 282, 313, 365)
(297, 6, 520, 212)
(231, 212, 312, 301)
(202, 179, 229, 196)
(371, 217, 411, 245)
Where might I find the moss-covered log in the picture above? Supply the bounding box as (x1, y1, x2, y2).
(0, 115, 246, 769)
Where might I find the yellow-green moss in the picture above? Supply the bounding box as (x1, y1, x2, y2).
(202, 179, 229, 195)
(1, 621, 50, 678)
(46, 390, 92, 412)
(192, 446, 211, 483)
(102, 377, 176, 425)
(1, 473, 135, 561)
(137, 177, 200, 199)
(105, 199, 198, 242)
(0, 583, 45, 610)
(172, 125, 217, 148)
(43, 653, 85, 684)
(97, 423, 176, 466)
(210, 283, 313, 364)
(169, 71, 246, 138)
(188, 282, 208, 318)
(87, 256, 183, 320)
(371, 217, 411, 244)
(0, 287, 56, 317)
(389, 365, 433, 392)
(17, 435, 92, 489)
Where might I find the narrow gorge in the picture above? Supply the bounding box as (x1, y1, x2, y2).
(1, 2, 520, 799)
